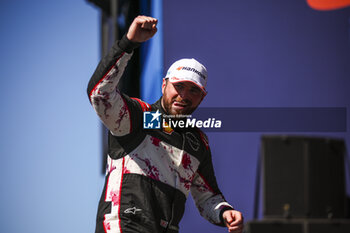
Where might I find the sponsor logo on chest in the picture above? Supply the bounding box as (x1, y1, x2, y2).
(185, 132, 200, 152)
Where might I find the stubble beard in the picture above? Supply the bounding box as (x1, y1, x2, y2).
(161, 95, 197, 116)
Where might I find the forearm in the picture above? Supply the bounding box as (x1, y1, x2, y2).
(87, 16, 157, 136)
(191, 172, 234, 226)
(87, 35, 140, 136)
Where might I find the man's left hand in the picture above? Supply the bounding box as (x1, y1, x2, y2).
(222, 210, 244, 233)
(126, 15, 158, 43)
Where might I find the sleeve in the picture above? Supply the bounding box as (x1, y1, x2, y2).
(190, 138, 234, 226)
(87, 35, 141, 136)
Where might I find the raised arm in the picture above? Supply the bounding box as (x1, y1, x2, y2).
(87, 16, 157, 136)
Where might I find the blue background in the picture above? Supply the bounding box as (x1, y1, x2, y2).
(1, 0, 349, 233)
(0, 1, 102, 232)
(162, 1, 350, 233)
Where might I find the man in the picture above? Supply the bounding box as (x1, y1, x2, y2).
(87, 15, 243, 233)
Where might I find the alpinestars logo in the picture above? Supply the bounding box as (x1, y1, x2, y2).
(124, 207, 142, 215)
(143, 110, 162, 129)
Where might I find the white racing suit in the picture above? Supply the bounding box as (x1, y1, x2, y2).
(87, 35, 234, 233)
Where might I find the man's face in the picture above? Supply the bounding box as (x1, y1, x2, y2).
(161, 79, 205, 116)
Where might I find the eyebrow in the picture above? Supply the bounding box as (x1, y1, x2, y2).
(174, 82, 201, 92)
(191, 86, 201, 91)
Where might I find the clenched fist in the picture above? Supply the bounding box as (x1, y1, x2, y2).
(223, 210, 244, 233)
(127, 15, 158, 43)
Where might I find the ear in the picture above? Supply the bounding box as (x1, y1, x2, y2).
(162, 78, 167, 95)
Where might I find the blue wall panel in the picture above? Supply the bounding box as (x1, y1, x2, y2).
(163, 1, 350, 232)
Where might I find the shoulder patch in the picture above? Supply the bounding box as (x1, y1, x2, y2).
(131, 98, 151, 112)
(163, 121, 174, 135)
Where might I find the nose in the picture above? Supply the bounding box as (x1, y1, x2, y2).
(178, 88, 191, 100)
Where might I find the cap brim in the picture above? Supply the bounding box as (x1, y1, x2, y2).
(167, 78, 207, 95)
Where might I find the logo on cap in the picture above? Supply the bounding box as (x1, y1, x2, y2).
(176, 66, 206, 80)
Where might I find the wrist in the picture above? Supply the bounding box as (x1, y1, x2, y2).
(117, 34, 141, 54)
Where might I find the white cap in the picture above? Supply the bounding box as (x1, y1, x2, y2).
(165, 58, 208, 94)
